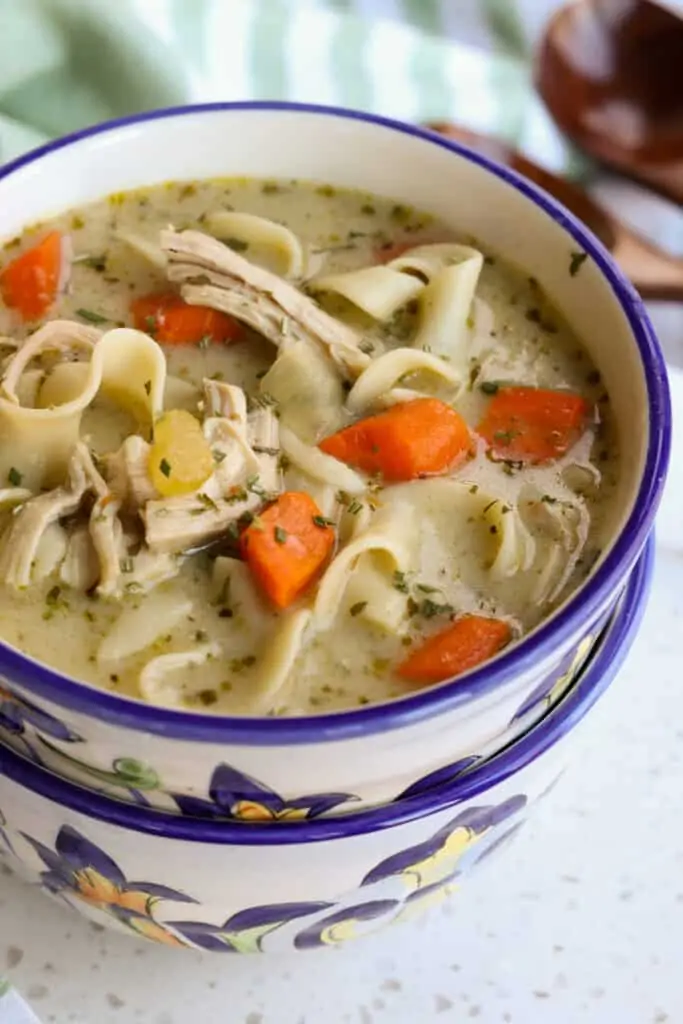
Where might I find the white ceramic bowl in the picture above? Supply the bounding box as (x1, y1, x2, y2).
(0, 540, 653, 950)
(0, 103, 670, 817)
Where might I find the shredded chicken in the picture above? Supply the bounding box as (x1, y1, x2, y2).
(139, 643, 222, 707)
(0, 443, 91, 588)
(101, 435, 158, 512)
(143, 406, 282, 554)
(161, 230, 371, 378)
(60, 525, 100, 591)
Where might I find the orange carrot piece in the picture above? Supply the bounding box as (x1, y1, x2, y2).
(240, 491, 336, 609)
(0, 231, 63, 320)
(397, 615, 512, 686)
(131, 291, 241, 345)
(477, 386, 589, 464)
(319, 398, 471, 482)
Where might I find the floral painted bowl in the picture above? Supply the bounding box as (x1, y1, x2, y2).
(0, 538, 653, 951)
(0, 103, 670, 816)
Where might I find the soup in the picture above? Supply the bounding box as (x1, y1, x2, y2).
(0, 178, 619, 714)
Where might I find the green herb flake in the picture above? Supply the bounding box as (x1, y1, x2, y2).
(143, 380, 151, 396)
(416, 598, 454, 619)
(213, 449, 227, 465)
(569, 251, 588, 277)
(7, 467, 22, 487)
(45, 585, 63, 608)
(312, 515, 335, 529)
(120, 557, 134, 574)
(76, 307, 109, 325)
(469, 484, 479, 495)
(358, 340, 374, 355)
(261, 181, 283, 195)
(224, 237, 249, 253)
(540, 494, 558, 505)
(468, 362, 481, 390)
(347, 499, 363, 515)
(159, 458, 172, 478)
(198, 688, 218, 706)
(315, 184, 337, 198)
(197, 492, 219, 512)
(179, 183, 197, 200)
(393, 570, 410, 594)
(349, 601, 367, 617)
(360, 203, 376, 216)
(71, 214, 85, 230)
(73, 254, 107, 272)
(274, 526, 288, 544)
(278, 452, 291, 472)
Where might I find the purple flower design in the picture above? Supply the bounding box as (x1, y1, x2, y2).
(169, 902, 333, 953)
(511, 635, 595, 725)
(171, 763, 357, 821)
(362, 795, 527, 891)
(293, 900, 400, 950)
(395, 755, 481, 802)
(22, 825, 197, 946)
(0, 684, 81, 743)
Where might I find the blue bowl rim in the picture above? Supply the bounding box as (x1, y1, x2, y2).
(0, 101, 670, 745)
(0, 538, 654, 845)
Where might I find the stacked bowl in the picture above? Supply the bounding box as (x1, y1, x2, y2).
(0, 104, 670, 952)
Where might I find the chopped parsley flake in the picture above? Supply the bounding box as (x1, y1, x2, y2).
(312, 515, 335, 529)
(143, 380, 151, 396)
(76, 307, 109, 325)
(350, 601, 368, 617)
(225, 237, 249, 253)
(393, 570, 410, 594)
(7, 467, 22, 487)
(159, 458, 172, 478)
(120, 557, 134, 574)
(274, 526, 288, 544)
(569, 251, 588, 276)
(480, 381, 499, 396)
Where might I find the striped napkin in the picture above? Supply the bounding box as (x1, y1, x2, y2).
(0, 0, 580, 175)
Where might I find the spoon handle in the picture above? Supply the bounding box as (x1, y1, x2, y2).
(425, 120, 683, 302)
(614, 231, 683, 301)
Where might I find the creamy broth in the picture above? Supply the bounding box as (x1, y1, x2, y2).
(0, 178, 619, 714)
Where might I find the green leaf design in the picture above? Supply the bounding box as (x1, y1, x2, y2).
(112, 758, 161, 790)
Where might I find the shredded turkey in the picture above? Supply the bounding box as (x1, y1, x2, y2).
(60, 525, 100, 592)
(161, 229, 371, 378)
(143, 406, 281, 554)
(101, 435, 158, 512)
(0, 443, 91, 588)
(139, 643, 222, 707)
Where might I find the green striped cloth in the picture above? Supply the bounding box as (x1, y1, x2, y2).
(0, 0, 582, 175)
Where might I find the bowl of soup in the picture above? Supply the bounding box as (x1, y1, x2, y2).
(0, 103, 670, 816)
(0, 536, 653, 949)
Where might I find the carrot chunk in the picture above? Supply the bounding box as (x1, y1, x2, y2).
(0, 231, 63, 320)
(319, 398, 471, 482)
(397, 615, 512, 686)
(240, 492, 335, 609)
(131, 291, 241, 345)
(477, 386, 589, 464)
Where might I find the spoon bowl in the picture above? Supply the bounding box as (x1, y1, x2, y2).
(536, 0, 683, 206)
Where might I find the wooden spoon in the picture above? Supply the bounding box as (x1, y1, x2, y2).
(536, 0, 683, 206)
(425, 120, 683, 301)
